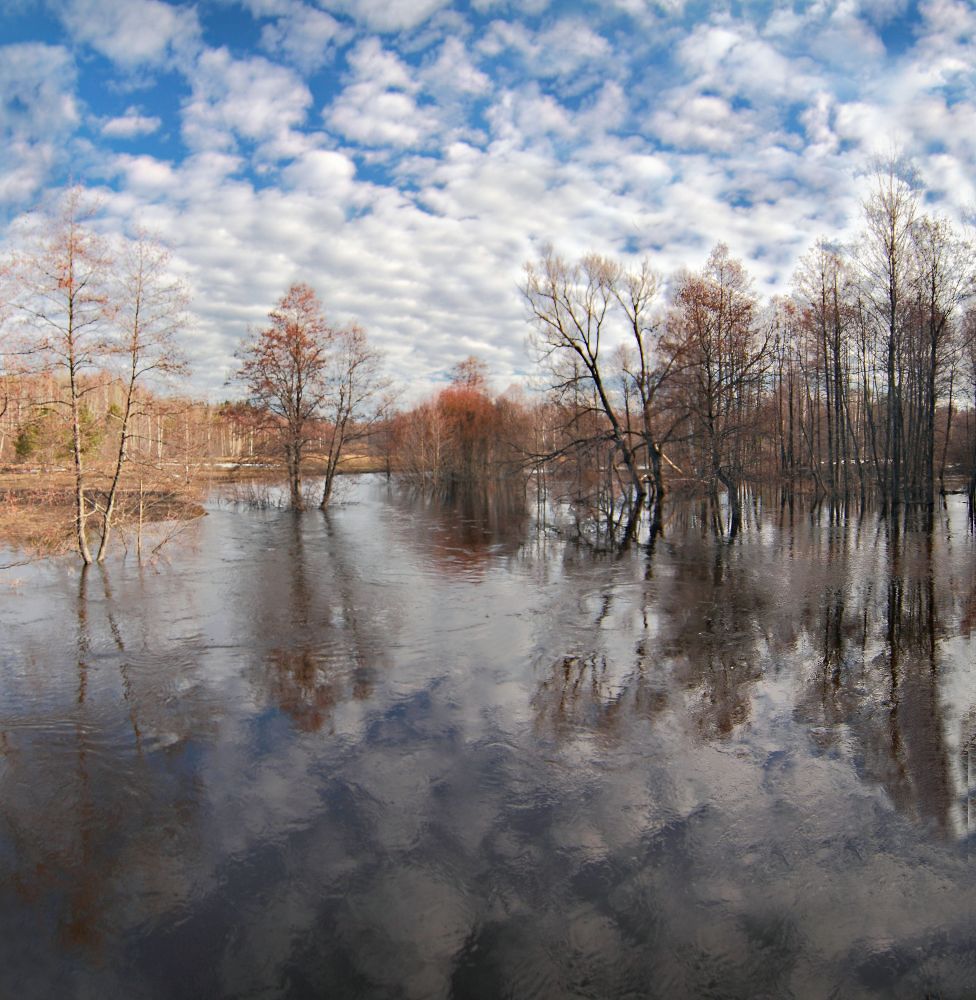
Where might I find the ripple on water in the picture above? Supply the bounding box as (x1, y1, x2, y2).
(2, 483, 976, 998)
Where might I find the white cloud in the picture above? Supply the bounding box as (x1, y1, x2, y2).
(532, 18, 612, 77)
(625, 0, 688, 13)
(258, 2, 347, 73)
(0, 43, 78, 204)
(281, 149, 357, 193)
(113, 153, 179, 195)
(857, 0, 912, 23)
(650, 93, 758, 154)
(56, 0, 200, 68)
(421, 36, 491, 97)
(576, 80, 630, 134)
(479, 18, 612, 83)
(182, 48, 314, 157)
(486, 87, 577, 142)
(0, 44, 77, 134)
(325, 39, 440, 149)
(762, 1, 887, 68)
(318, 0, 452, 33)
(799, 91, 839, 154)
(101, 107, 162, 138)
(677, 20, 825, 107)
(471, 0, 550, 12)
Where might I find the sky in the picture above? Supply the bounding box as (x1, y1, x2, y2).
(0, 0, 974, 399)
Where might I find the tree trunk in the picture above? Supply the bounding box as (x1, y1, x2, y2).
(69, 371, 94, 566)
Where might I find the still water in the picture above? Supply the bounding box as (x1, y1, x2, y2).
(1, 476, 975, 999)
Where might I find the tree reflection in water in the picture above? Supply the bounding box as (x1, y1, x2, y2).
(2, 479, 976, 998)
(532, 500, 975, 840)
(2, 564, 209, 979)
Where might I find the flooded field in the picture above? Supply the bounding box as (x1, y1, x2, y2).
(1, 476, 975, 998)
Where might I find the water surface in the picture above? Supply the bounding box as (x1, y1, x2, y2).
(2, 477, 975, 998)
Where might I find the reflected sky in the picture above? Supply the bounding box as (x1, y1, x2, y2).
(2, 478, 975, 998)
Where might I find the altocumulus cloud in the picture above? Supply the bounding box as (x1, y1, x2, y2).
(0, 0, 974, 397)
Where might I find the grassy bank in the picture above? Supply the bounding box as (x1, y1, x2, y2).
(0, 453, 389, 557)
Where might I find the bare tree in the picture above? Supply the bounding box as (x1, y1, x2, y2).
(235, 283, 332, 510)
(9, 188, 112, 563)
(614, 258, 676, 504)
(0, 257, 14, 432)
(856, 155, 920, 505)
(792, 240, 858, 500)
(906, 215, 973, 503)
(318, 323, 389, 509)
(963, 306, 976, 502)
(523, 248, 648, 543)
(96, 233, 190, 561)
(665, 244, 770, 535)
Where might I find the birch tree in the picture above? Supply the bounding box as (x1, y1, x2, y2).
(96, 233, 190, 561)
(9, 188, 111, 563)
(318, 323, 388, 510)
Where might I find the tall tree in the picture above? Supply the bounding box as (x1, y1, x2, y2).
(793, 240, 856, 499)
(665, 244, 769, 534)
(0, 259, 13, 428)
(96, 233, 190, 561)
(856, 155, 920, 505)
(235, 283, 332, 510)
(614, 259, 675, 504)
(9, 188, 111, 563)
(318, 323, 388, 509)
(523, 248, 648, 543)
(905, 215, 972, 503)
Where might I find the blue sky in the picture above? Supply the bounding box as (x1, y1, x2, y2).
(1, 0, 973, 397)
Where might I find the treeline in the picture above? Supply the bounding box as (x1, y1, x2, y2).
(522, 157, 976, 540)
(0, 375, 274, 473)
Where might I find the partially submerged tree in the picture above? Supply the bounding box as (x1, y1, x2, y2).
(234, 283, 385, 510)
(235, 283, 331, 510)
(8, 188, 112, 564)
(524, 250, 644, 506)
(904, 214, 972, 503)
(96, 234, 189, 561)
(393, 356, 530, 492)
(0, 257, 12, 426)
(856, 156, 920, 507)
(524, 248, 671, 544)
(664, 244, 771, 535)
(791, 240, 859, 501)
(318, 323, 389, 510)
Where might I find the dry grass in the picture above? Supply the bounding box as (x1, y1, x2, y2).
(0, 487, 76, 559)
(208, 452, 389, 479)
(0, 451, 386, 556)
(0, 469, 205, 562)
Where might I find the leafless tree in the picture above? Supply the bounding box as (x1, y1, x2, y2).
(614, 258, 678, 503)
(318, 323, 389, 509)
(8, 187, 112, 563)
(905, 215, 973, 502)
(792, 240, 859, 500)
(234, 283, 332, 510)
(234, 283, 385, 511)
(523, 248, 650, 544)
(96, 233, 190, 560)
(856, 155, 920, 505)
(664, 244, 771, 535)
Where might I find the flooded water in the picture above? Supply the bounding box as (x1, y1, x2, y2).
(1, 476, 975, 999)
